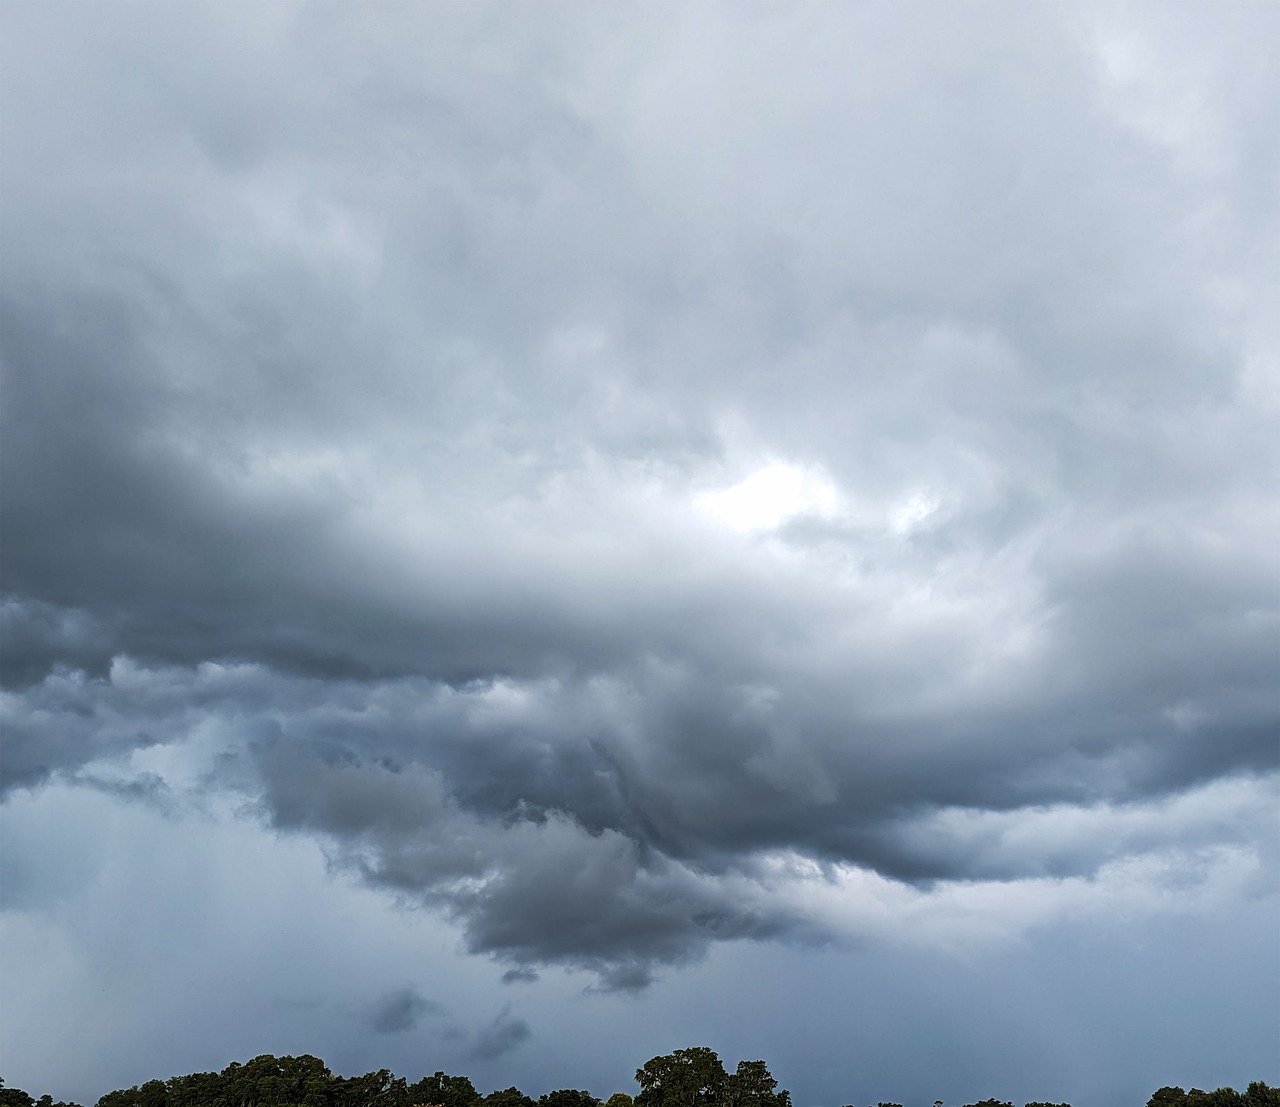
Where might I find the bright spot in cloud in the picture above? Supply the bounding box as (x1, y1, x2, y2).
(890, 491, 940, 535)
(696, 462, 840, 534)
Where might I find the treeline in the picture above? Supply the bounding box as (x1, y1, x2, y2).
(2, 1047, 1277, 1107)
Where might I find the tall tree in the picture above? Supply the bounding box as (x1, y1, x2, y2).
(723, 1062, 789, 1107)
(635, 1049, 728, 1107)
(408, 1074, 481, 1107)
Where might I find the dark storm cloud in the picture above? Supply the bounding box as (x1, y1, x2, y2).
(1, 0, 1277, 991)
(246, 727, 796, 976)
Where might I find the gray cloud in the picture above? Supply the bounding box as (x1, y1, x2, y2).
(1, 0, 1276, 1006)
(469, 1005, 532, 1062)
(367, 985, 439, 1034)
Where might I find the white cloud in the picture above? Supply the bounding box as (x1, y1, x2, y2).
(695, 462, 841, 534)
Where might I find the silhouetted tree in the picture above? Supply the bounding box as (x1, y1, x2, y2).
(1245, 1084, 1280, 1107)
(165, 1071, 224, 1107)
(61, 1047, 1280, 1107)
(483, 1089, 533, 1107)
(538, 1091, 600, 1107)
(409, 1073, 480, 1107)
(723, 1063, 789, 1107)
(338, 1070, 407, 1107)
(635, 1048, 727, 1107)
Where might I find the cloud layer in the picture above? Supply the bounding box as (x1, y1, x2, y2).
(2, 0, 1276, 1007)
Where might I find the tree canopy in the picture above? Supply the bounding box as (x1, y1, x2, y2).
(633, 1047, 790, 1107)
(2, 1053, 1276, 1107)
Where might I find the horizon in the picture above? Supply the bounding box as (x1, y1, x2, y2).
(6, 1047, 1279, 1107)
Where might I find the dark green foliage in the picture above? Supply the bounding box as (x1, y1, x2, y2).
(97, 1080, 169, 1107)
(408, 1074, 480, 1107)
(33, 1047, 1275, 1107)
(538, 1091, 600, 1107)
(336, 1070, 407, 1107)
(635, 1048, 727, 1107)
(163, 1073, 224, 1107)
(482, 1090, 532, 1107)
(93, 1056, 417, 1107)
(0, 1088, 82, 1107)
(222, 1054, 335, 1107)
(634, 1049, 788, 1107)
(1246, 1084, 1280, 1107)
(725, 1062, 789, 1107)
(1148, 1087, 1280, 1107)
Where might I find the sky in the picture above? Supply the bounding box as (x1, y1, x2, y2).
(1, 2, 1277, 1104)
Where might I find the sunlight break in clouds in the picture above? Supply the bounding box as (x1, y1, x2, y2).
(695, 462, 841, 534)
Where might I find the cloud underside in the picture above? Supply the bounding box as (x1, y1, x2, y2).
(1, 2, 1277, 988)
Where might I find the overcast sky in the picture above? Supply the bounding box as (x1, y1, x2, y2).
(1, 2, 1277, 1104)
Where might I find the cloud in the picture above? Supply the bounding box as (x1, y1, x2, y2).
(588, 964, 655, 996)
(1, 0, 1276, 998)
(469, 1005, 532, 1061)
(367, 985, 438, 1034)
(3, 656, 1273, 992)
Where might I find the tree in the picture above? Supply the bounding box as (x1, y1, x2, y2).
(483, 1090, 533, 1107)
(1245, 1085, 1280, 1107)
(538, 1092, 600, 1107)
(724, 1063, 789, 1107)
(635, 1048, 727, 1107)
(165, 1071, 224, 1107)
(605, 1095, 634, 1107)
(96, 1081, 167, 1107)
(338, 1070, 407, 1107)
(217, 1055, 334, 1107)
(409, 1074, 481, 1107)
